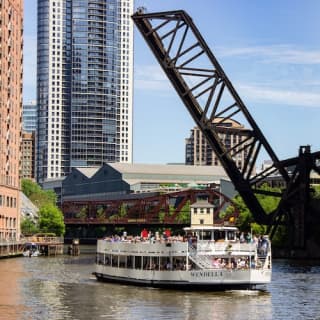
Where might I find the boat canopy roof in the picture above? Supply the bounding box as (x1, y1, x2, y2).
(184, 225, 238, 232)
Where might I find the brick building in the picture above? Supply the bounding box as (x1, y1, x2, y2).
(0, 0, 23, 240)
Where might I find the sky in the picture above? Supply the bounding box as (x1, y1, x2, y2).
(23, 0, 320, 167)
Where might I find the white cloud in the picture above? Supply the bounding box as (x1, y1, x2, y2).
(238, 83, 320, 108)
(216, 45, 320, 65)
(135, 64, 320, 108)
(134, 65, 172, 91)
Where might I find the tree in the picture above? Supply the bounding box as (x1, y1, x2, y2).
(96, 207, 105, 220)
(39, 204, 65, 236)
(21, 178, 57, 207)
(119, 203, 127, 217)
(21, 179, 63, 236)
(176, 201, 190, 223)
(159, 210, 165, 223)
(21, 217, 39, 235)
(311, 185, 320, 199)
(22, 179, 42, 197)
(76, 206, 88, 220)
(223, 184, 281, 233)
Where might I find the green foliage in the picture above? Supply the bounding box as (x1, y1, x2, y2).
(109, 214, 118, 221)
(159, 211, 165, 223)
(39, 204, 65, 236)
(76, 206, 88, 220)
(176, 201, 190, 223)
(224, 184, 281, 232)
(168, 205, 175, 216)
(96, 207, 105, 220)
(119, 203, 127, 217)
(21, 179, 64, 236)
(22, 179, 57, 207)
(256, 184, 281, 214)
(21, 217, 39, 235)
(22, 179, 42, 197)
(311, 185, 320, 199)
(250, 222, 267, 236)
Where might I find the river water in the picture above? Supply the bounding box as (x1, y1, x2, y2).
(0, 247, 319, 320)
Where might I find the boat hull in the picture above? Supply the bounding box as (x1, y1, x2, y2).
(93, 265, 270, 290)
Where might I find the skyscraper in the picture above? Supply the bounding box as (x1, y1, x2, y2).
(185, 118, 252, 171)
(0, 0, 23, 240)
(22, 101, 38, 133)
(21, 132, 35, 180)
(37, 0, 133, 182)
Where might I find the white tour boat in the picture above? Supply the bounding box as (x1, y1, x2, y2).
(93, 225, 272, 290)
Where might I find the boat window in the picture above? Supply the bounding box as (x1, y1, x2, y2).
(201, 231, 211, 240)
(227, 231, 236, 241)
(214, 231, 225, 241)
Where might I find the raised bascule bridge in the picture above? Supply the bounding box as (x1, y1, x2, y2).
(130, 9, 320, 257)
(63, 9, 320, 257)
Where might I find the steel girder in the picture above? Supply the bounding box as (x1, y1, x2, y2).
(132, 10, 320, 246)
(62, 188, 235, 225)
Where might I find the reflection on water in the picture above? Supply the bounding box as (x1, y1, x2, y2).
(0, 250, 319, 320)
(0, 259, 27, 320)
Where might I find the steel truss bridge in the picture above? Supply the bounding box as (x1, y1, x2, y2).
(132, 10, 320, 248)
(63, 188, 236, 226)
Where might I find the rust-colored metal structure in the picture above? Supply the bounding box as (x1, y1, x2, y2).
(63, 188, 236, 225)
(132, 10, 320, 248)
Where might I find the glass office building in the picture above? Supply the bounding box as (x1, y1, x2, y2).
(37, 0, 133, 182)
(22, 101, 38, 133)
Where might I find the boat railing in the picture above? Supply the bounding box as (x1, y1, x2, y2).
(196, 240, 257, 254)
(98, 240, 188, 255)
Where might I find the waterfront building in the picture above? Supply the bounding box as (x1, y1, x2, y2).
(0, 0, 23, 240)
(21, 132, 35, 180)
(36, 0, 133, 182)
(22, 101, 37, 133)
(185, 118, 251, 171)
(61, 163, 229, 202)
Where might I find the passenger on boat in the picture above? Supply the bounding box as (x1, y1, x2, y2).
(212, 258, 221, 268)
(141, 228, 148, 239)
(258, 236, 269, 256)
(166, 261, 172, 270)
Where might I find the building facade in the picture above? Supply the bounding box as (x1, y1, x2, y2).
(21, 132, 35, 180)
(0, 0, 23, 240)
(61, 163, 228, 202)
(22, 101, 37, 133)
(37, 0, 133, 182)
(185, 118, 251, 171)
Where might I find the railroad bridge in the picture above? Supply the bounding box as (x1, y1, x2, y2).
(131, 9, 320, 256)
(63, 9, 320, 256)
(63, 188, 237, 239)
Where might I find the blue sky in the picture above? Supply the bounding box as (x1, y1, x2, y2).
(23, 0, 320, 166)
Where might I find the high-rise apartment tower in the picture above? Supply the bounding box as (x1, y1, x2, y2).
(22, 101, 38, 133)
(0, 0, 23, 240)
(37, 0, 133, 182)
(185, 118, 252, 171)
